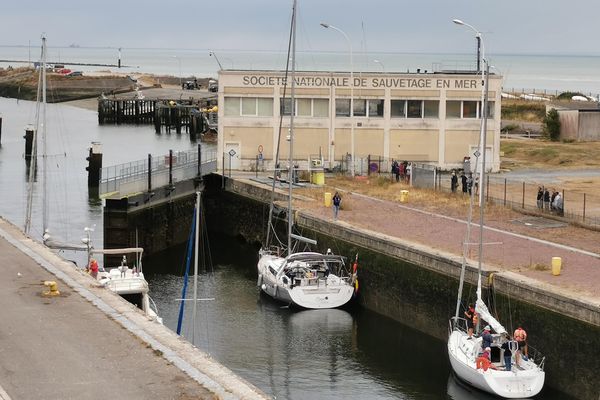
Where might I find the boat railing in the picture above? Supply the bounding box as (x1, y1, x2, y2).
(526, 344, 546, 370)
(449, 316, 469, 335)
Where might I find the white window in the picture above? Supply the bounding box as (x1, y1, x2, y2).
(224, 97, 240, 116)
(281, 98, 329, 117)
(446, 100, 492, 119)
(392, 100, 439, 118)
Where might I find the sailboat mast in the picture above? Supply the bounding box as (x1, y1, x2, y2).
(42, 36, 48, 234)
(24, 36, 46, 234)
(192, 191, 200, 343)
(476, 60, 490, 299)
(287, 0, 297, 256)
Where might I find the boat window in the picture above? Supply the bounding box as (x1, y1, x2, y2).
(268, 266, 278, 276)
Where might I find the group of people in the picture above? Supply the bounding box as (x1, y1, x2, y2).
(464, 304, 529, 372)
(391, 160, 411, 183)
(450, 170, 479, 196)
(536, 187, 564, 216)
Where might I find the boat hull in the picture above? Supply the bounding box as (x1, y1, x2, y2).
(257, 252, 353, 309)
(447, 330, 545, 398)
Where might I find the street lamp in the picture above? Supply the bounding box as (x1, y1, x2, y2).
(373, 59, 385, 72)
(453, 18, 487, 207)
(453, 19, 482, 73)
(172, 55, 182, 88)
(209, 50, 224, 70)
(320, 22, 355, 177)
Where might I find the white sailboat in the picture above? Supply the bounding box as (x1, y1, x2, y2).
(256, 0, 354, 309)
(447, 62, 545, 398)
(24, 37, 161, 323)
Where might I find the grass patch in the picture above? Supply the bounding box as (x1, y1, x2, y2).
(531, 263, 550, 271)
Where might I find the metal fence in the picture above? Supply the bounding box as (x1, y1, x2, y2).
(100, 147, 217, 198)
(434, 172, 600, 229)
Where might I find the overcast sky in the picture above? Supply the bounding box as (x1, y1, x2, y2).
(2, 0, 599, 56)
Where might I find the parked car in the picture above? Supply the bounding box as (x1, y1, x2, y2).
(66, 71, 83, 77)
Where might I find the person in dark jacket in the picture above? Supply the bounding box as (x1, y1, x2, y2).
(451, 171, 458, 193)
(461, 172, 468, 194)
(543, 188, 550, 211)
(332, 192, 341, 220)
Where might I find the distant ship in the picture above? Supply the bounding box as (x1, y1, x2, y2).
(69, 43, 80, 48)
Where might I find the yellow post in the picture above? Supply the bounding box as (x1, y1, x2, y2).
(400, 190, 409, 203)
(324, 192, 332, 207)
(551, 257, 562, 276)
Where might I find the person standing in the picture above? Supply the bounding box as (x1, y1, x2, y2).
(554, 191, 564, 216)
(514, 326, 528, 365)
(481, 325, 493, 350)
(536, 187, 544, 209)
(467, 173, 474, 195)
(332, 192, 341, 220)
(451, 171, 458, 193)
(405, 162, 412, 184)
(501, 338, 515, 371)
(543, 188, 550, 211)
(461, 172, 468, 194)
(464, 304, 477, 338)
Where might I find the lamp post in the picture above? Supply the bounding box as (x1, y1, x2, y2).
(373, 59, 385, 72)
(321, 22, 355, 177)
(173, 55, 182, 88)
(453, 18, 487, 207)
(209, 50, 224, 70)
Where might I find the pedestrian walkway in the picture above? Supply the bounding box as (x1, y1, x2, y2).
(300, 188, 600, 304)
(0, 217, 266, 400)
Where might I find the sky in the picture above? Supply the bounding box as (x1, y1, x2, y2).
(1, 0, 600, 56)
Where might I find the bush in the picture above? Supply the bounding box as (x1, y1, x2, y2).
(542, 108, 561, 141)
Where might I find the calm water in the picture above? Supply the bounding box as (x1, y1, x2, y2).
(1, 46, 600, 95)
(0, 98, 574, 399)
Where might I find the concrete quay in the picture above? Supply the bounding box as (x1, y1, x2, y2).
(0, 217, 267, 400)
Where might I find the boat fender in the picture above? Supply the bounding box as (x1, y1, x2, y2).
(257, 274, 263, 287)
(261, 283, 267, 291)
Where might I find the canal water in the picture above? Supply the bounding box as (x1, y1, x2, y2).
(0, 97, 572, 399)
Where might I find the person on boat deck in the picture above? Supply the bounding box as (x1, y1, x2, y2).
(476, 347, 497, 371)
(501, 337, 515, 371)
(332, 192, 341, 220)
(464, 304, 478, 338)
(89, 258, 99, 279)
(481, 325, 493, 350)
(514, 326, 529, 365)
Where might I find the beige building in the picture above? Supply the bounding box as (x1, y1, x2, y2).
(217, 70, 502, 172)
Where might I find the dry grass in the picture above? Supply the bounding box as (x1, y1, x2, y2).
(296, 175, 518, 221)
(501, 138, 600, 170)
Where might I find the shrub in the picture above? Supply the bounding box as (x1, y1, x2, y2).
(542, 108, 561, 141)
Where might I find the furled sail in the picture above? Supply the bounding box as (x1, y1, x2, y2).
(475, 298, 507, 335)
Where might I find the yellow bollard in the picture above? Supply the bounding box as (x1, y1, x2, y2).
(400, 190, 409, 203)
(43, 281, 61, 296)
(551, 257, 562, 276)
(324, 192, 332, 207)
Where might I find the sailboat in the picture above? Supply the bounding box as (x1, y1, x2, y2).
(256, 0, 354, 309)
(447, 62, 545, 398)
(24, 38, 161, 323)
(176, 192, 213, 342)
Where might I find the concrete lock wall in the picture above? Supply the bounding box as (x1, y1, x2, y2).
(209, 176, 599, 400)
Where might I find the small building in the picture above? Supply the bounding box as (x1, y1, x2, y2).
(548, 102, 600, 141)
(217, 69, 502, 172)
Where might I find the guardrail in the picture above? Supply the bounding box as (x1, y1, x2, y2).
(100, 146, 217, 198)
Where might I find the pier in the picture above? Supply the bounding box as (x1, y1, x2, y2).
(0, 217, 266, 400)
(98, 98, 216, 135)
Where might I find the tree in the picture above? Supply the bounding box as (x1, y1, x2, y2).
(543, 108, 561, 141)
